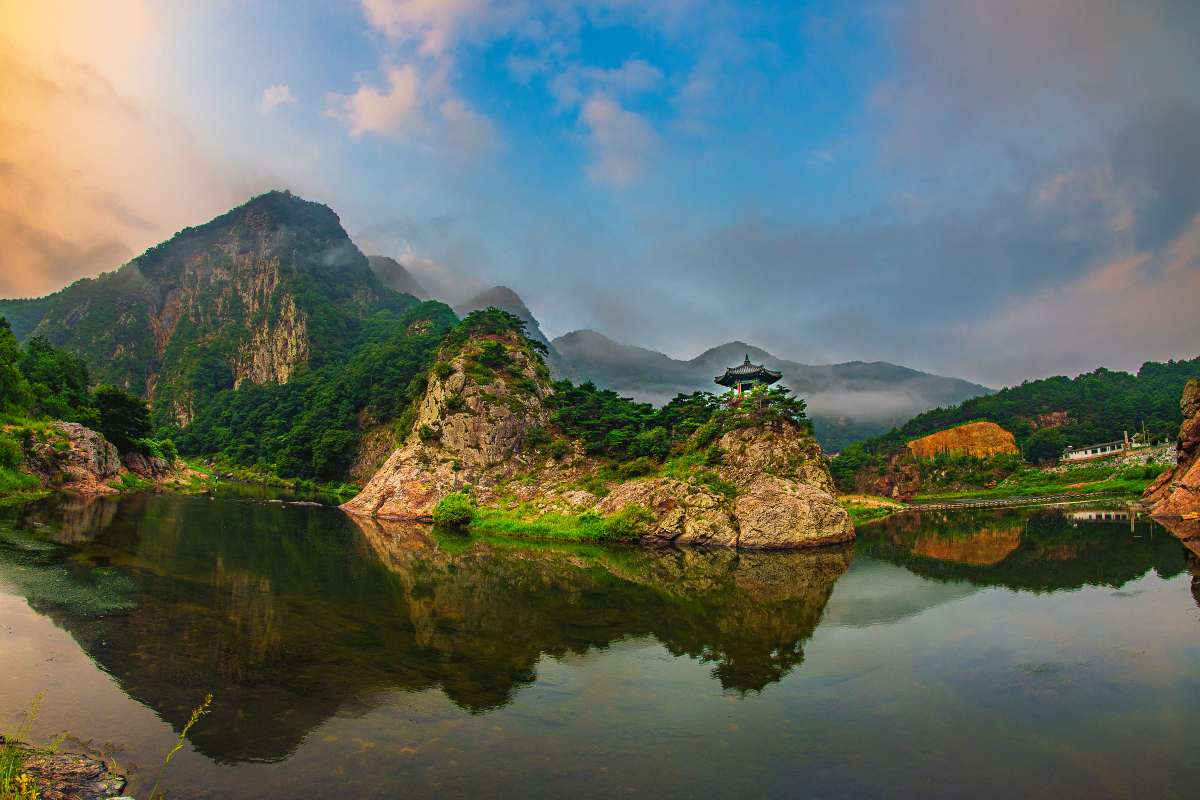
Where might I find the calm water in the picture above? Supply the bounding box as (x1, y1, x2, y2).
(1, 488, 1198, 799)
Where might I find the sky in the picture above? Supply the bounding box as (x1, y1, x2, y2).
(1, 0, 1198, 389)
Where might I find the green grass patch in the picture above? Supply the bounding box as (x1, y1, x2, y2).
(470, 504, 653, 543)
(0, 467, 46, 502)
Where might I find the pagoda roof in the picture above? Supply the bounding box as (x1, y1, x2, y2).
(714, 355, 782, 387)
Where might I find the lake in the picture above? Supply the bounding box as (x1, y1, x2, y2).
(1, 487, 1198, 799)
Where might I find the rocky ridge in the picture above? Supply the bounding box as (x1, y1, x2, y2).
(343, 331, 853, 549)
(1142, 379, 1200, 517)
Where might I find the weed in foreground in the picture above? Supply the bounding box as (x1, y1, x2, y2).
(148, 694, 212, 800)
(1, 691, 46, 800)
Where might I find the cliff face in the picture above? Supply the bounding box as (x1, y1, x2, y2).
(10, 191, 415, 429)
(907, 421, 1018, 459)
(1143, 380, 1200, 517)
(853, 452, 923, 501)
(344, 334, 853, 549)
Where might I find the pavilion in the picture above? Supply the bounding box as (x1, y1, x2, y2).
(714, 355, 782, 394)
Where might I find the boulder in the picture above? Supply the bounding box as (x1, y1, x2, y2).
(733, 476, 854, 549)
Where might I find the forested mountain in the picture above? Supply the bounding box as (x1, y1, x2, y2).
(831, 357, 1200, 474)
(0, 191, 452, 481)
(0, 191, 418, 434)
(553, 329, 992, 451)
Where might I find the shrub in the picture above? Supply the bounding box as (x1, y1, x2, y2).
(0, 433, 22, 470)
(604, 504, 654, 540)
(547, 440, 572, 460)
(419, 424, 440, 442)
(433, 362, 453, 379)
(523, 426, 550, 452)
(616, 457, 657, 480)
(479, 342, 511, 369)
(432, 492, 476, 526)
(704, 444, 725, 466)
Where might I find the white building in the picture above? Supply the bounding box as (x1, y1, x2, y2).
(1061, 432, 1144, 461)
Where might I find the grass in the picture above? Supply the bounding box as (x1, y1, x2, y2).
(914, 469, 1162, 501)
(0, 468, 46, 503)
(469, 504, 654, 543)
(149, 695, 211, 800)
(839, 494, 907, 523)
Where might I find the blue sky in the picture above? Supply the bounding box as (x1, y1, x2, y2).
(2, 0, 1199, 387)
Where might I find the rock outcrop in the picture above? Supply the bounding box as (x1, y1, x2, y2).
(853, 452, 923, 501)
(20, 421, 198, 494)
(340, 328, 554, 519)
(344, 331, 853, 549)
(907, 420, 1018, 459)
(1142, 379, 1200, 517)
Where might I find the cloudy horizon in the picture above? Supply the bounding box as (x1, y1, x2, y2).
(1, 0, 1198, 388)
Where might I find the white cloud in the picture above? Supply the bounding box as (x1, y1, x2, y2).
(260, 84, 295, 114)
(359, 0, 490, 55)
(326, 65, 422, 140)
(439, 98, 497, 157)
(580, 95, 658, 186)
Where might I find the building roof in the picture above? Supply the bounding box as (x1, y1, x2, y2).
(714, 355, 782, 388)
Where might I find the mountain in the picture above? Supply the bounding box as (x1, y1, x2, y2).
(453, 286, 578, 381)
(553, 329, 993, 452)
(1, 190, 421, 431)
(367, 255, 431, 300)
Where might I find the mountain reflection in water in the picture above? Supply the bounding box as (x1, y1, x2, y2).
(0, 492, 1193, 790)
(0, 492, 850, 764)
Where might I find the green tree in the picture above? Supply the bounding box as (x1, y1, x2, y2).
(312, 429, 358, 479)
(0, 318, 29, 412)
(95, 384, 152, 452)
(19, 334, 93, 421)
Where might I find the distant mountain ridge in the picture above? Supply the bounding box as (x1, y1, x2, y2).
(553, 329, 993, 451)
(367, 255, 431, 301)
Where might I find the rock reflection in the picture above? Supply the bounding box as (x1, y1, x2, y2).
(2, 493, 850, 765)
(856, 506, 1186, 592)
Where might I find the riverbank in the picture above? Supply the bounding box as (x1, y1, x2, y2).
(1, 736, 126, 800)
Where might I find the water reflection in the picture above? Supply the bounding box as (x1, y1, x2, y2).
(0, 494, 850, 765)
(855, 506, 1186, 593)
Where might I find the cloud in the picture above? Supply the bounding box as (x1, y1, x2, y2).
(260, 84, 295, 114)
(354, 218, 487, 305)
(0, 16, 252, 299)
(359, 0, 491, 55)
(438, 97, 497, 157)
(580, 95, 658, 186)
(326, 65, 422, 140)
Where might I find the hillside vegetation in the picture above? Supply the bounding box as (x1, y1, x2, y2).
(830, 358, 1200, 491)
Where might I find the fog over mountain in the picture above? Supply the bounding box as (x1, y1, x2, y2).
(553, 329, 992, 451)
